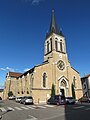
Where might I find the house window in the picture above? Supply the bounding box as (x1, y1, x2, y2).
(43, 73, 47, 87)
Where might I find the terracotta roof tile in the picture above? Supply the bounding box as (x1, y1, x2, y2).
(81, 74, 90, 79)
(9, 72, 22, 78)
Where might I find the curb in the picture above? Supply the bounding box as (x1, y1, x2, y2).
(0, 115, 2, 119)
(0, 109, 2, 112)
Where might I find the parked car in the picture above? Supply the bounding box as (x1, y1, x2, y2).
(65, 97, 76, 104)
(0, 97, 2, 103)
(15, 97, 23, 103)
(79, 96, 90, 103)
(0, 97, 2, 100)
(47, 95, 66, 105)
(20, 96, 33, 105)
(8, 96, 16, 100)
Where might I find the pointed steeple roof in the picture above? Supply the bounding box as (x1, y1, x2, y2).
(46, 9, 64, 38)
(59, 29, 64, 37)
(49, 9, 59, 34)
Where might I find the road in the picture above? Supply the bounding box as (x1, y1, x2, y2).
(0, 100, 90, 120)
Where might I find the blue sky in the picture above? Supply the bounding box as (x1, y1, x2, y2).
(0, 0, 90, 88)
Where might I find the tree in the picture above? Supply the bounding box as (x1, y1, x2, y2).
(71, 83, 76, 99)
(8, 91, 13, 97)
(51, 84, 55, 97)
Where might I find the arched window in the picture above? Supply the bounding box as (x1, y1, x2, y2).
(18, 90, 20, 94)
(55, 41, 58, 51)
(50, 38, 52, 51)
(73, 76, 76, 88)
(31, 74, 34, 88)
(55, 37, 58, 51)
(43, 73, 47, 87)
(22, 91, 24, 94)
(60, 40, 63, 52)
(27, 89, 29, 94)
(47, 41, 49, 53)
(60, 79, 67, 87)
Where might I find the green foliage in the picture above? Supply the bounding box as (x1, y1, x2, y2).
(8, 91, 13, 97)
(71, 83, 76, 99)
(51, 84, 55, 97)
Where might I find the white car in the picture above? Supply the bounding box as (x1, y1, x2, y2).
(15, 97, 22, 102)
(8, 96, 16, 100)
(20, 96, 33, 105)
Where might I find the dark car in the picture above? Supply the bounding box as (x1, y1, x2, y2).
(65, 97, 76, 104)
(0, 97, 2, 103)
(0, 97, 2, 100)
(20, 96, 33, 105)
(47, 95, 66, 105)
(79, 96, 90, 103)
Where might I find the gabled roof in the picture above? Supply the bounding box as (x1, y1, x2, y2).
(17, 61, 49, 79)
(6, 72, 22, 78)
(71, 66, 80, 74)
(17, 67, 35, 78)
(81, 74, 90, 79)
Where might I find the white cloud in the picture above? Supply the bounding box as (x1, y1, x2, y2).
(24, 68, 30, 72)
(32, 0, 45, 4)
(0, 68, 6, 71)
(6, 67, 15, 72)
(24, 0, 44, 5)
(32, 0, 40, 4)
(0, 67, 15, 72)
(0, 67, 31, 74)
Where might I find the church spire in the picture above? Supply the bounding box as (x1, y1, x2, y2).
(49, 9, 59, 34)
(46, 9, 64, 38)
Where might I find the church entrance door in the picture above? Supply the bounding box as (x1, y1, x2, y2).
(60, 88, 65, 96)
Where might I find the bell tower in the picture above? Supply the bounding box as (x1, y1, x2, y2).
(44, 10, 67, 62)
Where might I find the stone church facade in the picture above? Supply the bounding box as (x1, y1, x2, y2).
(3, 10, 83, 103)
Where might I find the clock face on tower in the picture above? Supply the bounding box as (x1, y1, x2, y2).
(57, 60, 65, 70)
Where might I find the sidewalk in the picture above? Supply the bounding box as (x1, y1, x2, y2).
(0, 108, 2, 118)
(0, 104, 3, 113)
(76, 101, 90, 106)
(0, 105, 2, 112)
(0, 107, 2, 115)
(0, 109, 2, 113)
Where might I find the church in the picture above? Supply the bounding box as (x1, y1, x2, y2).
(3, 10, 83, 103)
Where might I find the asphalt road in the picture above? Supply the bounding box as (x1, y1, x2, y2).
(0, 100, 90, 120)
